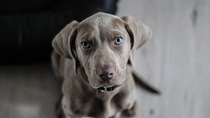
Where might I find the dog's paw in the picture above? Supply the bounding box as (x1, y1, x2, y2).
(121, 102, 137, 117)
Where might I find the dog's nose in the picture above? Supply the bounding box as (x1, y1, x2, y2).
(96, 65, 115, 81)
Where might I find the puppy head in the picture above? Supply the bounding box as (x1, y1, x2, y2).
(52, 12, 152, 91)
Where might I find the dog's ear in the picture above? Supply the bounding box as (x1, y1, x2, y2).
(121, 16, 152, 50)
(52, 20, 79, 59)
(121, 16, 152, 66)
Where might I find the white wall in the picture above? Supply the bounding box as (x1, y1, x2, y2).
(118, 0, 210, 118)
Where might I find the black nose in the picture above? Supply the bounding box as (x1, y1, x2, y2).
(96, 65, 115, 81)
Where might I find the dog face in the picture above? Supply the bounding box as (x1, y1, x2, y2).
(75, 15, 131, 89)
(52, 12, 152, 90)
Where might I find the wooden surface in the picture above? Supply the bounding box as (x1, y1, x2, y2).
(0, 0, 210, 118)
(118, 0, 210, 118)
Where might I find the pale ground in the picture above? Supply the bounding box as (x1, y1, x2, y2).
(0, 0, 210, 118)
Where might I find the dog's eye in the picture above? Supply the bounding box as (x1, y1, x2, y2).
(81, 40, 92, 49)
(114, 37, 124, 45)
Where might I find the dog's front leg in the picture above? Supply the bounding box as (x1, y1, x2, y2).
(120, 101, 137, 117)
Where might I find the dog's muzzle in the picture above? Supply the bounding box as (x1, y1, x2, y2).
(98, 85, 120, 92)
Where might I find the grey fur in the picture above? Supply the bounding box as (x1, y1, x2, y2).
(51, 12, 152, 118)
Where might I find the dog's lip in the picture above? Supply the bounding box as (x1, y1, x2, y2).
(98, 85, 120, 92)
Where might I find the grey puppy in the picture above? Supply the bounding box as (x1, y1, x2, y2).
(51, 12, 156, 118)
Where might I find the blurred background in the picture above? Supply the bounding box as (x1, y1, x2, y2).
(0, 0, 210, 118)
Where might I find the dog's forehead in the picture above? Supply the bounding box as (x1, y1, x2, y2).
(77, 13, 125, 36)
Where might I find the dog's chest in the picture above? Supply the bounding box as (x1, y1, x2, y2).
(64, 90, 134, 117)
(87, 97, 117, 117)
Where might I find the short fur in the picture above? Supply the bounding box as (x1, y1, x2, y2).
(51, 12, 152, 118)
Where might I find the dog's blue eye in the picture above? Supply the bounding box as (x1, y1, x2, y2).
(114, 37, 124, 45)
(81, 41, 92, 49)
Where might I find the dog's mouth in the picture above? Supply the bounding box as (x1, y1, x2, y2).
(98, 85, 120, 92)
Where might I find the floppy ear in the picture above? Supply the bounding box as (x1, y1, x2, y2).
(52, 20, 79, 59)
(121, 16, 152, 50)
(121, 16, 152, 65)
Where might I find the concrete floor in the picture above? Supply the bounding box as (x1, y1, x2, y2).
(0, 64, 62, 118)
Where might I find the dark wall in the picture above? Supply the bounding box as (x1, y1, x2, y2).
(0, 0, 119, 64)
